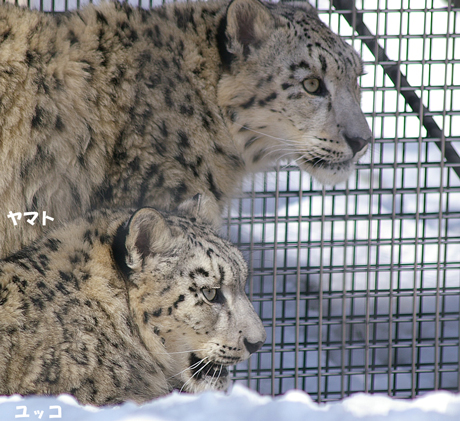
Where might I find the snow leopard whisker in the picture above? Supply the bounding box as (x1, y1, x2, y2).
(258, 148, 296, 160)
(168, 356, 209, 381)
(250, 146, 328, 171)
(208, 364, 218, 389)
(258, 142, 303, 153)
(280, 155, 316, 170)
(281, 154, 325, 171)
(209, 365, 219, 390)
(312, 157, 328, 168)
(179, 360, 213, 392)
(236, 124, 302, 144)
(265, 150, 299, 163)
(257, 143, 317, 160)
(159, 349, 207, 355)
(280, 158, 302, 171)
(212, 364, 224, 389)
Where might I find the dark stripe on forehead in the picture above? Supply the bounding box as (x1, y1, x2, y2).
(218, 264, 225, 287)
(290, 61, 310, 72)
(319, 54, 327, 73)
(196, 267, 209, 277)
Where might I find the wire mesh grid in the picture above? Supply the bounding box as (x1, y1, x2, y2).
(224, 0, 460, 401)
(5, 0, 460, 402)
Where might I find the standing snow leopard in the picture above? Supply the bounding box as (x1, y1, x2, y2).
(0, 195, 266, 405)
(0, 0, 372, 258)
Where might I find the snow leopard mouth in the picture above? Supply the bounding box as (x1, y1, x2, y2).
(298, 155, 358, 185)
(189, 353, 229, 380)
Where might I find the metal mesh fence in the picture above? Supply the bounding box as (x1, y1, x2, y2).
(6, 0, 460, 402)
(225, 0, 460, 401)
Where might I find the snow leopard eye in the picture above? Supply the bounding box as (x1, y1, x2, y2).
(202, 288, 218, 302)
(302, 78, 321, 94)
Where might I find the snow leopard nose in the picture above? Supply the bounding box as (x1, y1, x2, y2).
(344, 133, 371, 156)
(244, 338, 264, 354)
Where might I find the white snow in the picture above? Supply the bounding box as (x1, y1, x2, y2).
(2, 385, 460, 421)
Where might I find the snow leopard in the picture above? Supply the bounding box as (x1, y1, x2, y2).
(0, 195, 266, 405)
(0, 0, 372, 258)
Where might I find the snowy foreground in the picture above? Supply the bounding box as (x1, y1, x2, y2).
(2, 385, 460, 421)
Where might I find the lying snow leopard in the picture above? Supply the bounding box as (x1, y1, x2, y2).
(0, 196, 266, 405)
(0, 0, 372, 258)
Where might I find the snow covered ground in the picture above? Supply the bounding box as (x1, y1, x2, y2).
(2, 385, 460, 421)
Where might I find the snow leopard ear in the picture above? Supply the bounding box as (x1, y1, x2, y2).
(125, 208, 173, 270)
(279, 0, 317, 14)
(174, 194, 203, 218)
(225, 0, 277, 58)
(173, 194, 216, 225)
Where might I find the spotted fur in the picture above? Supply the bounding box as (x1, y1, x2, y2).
(0, 0, 371, 258)
(0, 196, 266, 405)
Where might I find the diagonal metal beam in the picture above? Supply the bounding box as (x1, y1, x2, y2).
(332, 0, 460, 179)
